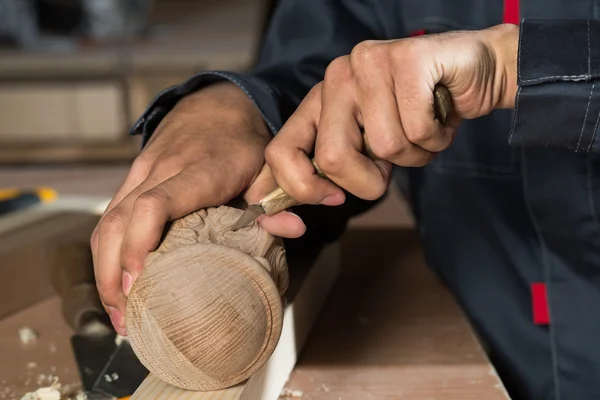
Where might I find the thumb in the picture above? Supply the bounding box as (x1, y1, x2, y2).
(244, 164, 306, 238)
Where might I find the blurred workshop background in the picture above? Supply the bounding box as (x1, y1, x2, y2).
(0, 4, 512, 399)
(0, 0, 278, 198)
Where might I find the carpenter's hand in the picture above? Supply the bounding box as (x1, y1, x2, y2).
(91, 82, 305, 335)
(264, 24, 519, 206)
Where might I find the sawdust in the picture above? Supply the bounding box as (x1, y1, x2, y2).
(279, 388, 303, 398)
(103, 372, 119, 383)
(0, 370, 82, 400)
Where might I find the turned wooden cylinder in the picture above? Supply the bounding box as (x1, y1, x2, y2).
(126, 206, 288, 391)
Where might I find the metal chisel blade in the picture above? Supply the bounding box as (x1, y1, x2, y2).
(92, 338, 148, 399)
(71, 331, 117, 391)
(232, 204, 266, 231)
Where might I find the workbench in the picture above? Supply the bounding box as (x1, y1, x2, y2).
(0, 169, 510, 399)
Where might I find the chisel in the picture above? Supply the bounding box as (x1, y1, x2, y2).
(232, 85, 454, 231)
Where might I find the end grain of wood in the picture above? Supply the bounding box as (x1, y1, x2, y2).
(127, 207, 288, 391)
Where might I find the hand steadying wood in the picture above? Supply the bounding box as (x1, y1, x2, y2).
(125, 206, 288, 391)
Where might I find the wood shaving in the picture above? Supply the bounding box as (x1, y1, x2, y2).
(20, 377, 61, 400)
(18, 327, 39, 344)
(114, 334, 126, 346)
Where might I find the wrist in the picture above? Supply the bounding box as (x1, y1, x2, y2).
(483, 23, 520, 109)
(166, 81, 271, 141)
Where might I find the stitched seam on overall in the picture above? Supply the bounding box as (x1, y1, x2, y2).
(589, 105, 600, 151)
(521, 147, 562, 400)
(510, 21, 525, 145)
(521, 74, 590, 83)
(508, 87, 522, 144)
(577, 82, 596, 151)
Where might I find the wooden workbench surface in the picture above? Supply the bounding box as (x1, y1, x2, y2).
(279, 227, 509, 399)
(0, 169, 509, 399)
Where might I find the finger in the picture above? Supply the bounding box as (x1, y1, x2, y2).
(265, 84, 344, 206)
(315, 57, 391, 201)
(244, 164, 306, 238)
(394, 73, 453, 153)
(94, 176, 163, 334)
(91, 157, 152, 268)
(352, 51, 431, 169)
(120, 167, 242, 284)
(95, 203, 131, 335)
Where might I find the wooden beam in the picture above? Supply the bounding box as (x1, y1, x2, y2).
(131, 241, 341, 400)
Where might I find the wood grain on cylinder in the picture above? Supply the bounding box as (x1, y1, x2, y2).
(126, 206, 288, 391)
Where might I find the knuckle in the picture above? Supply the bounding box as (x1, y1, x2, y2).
(288, 179, 315, 204)
(406, 122, 434, 145)
(306, 81, 323, 100)
(130, 153, 153, 177)
(389, 40, 417, 66)
(147, 153, 184, 179)
(135, 188, 170, 213)
(351, 40, 385, 69)
(99, 207, 127, 236)
(315, 146, 347, 177)
(324, 56, 352, 85)
(369, 134, 404, 160)
(264, 141, 283, 166)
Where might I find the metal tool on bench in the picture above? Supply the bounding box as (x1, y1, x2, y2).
(232, 85, 454, 231)
(51, 242, 148, 400)
(0, 187, 57, 216)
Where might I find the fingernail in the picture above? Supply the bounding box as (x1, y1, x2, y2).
(286, 211, 304, 222)
(122, 271, 133, 297)
(319, 193, 345, 206)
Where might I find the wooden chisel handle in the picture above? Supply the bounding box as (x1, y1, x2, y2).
(260, 84, 453, 216)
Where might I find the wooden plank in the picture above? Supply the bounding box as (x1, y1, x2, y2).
(131, 242, 341, 400)
(0, 141, 139, 164)
(0, 197, 109, 319)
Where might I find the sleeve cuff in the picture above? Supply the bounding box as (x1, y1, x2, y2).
(509, 19, 600, 152)
(130, 71, 284, 147)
